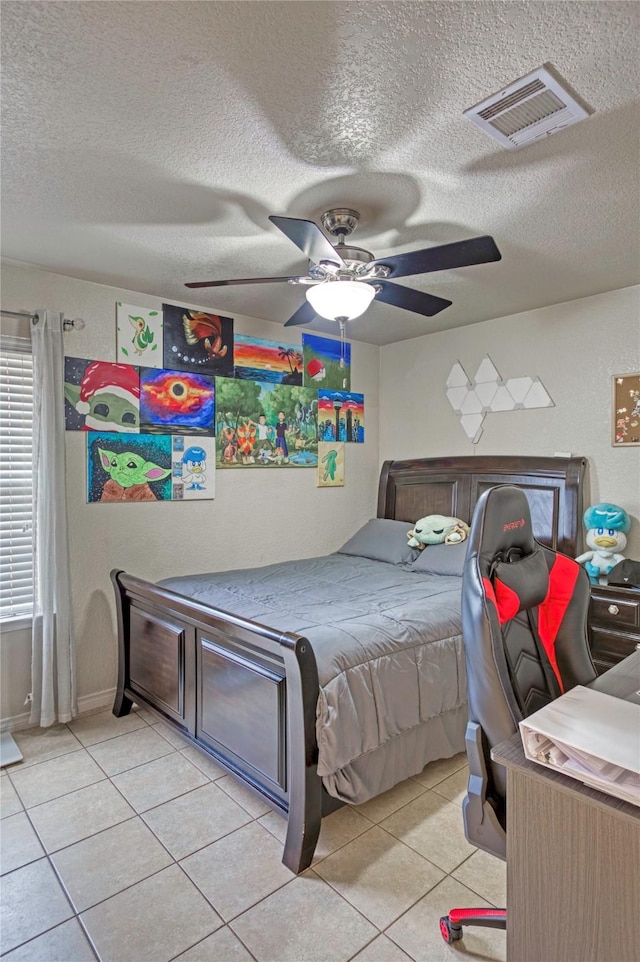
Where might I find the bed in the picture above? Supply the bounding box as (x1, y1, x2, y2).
(112, 454, 586, 872)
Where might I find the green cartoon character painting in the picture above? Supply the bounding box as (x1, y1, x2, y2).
(321, 448, 339, 482)
(128, 314, 155, 356)
(97, 448, 171, 502)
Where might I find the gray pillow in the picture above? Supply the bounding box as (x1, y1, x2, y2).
(410, 541, 468, 577)
(337, 518, 419, 565)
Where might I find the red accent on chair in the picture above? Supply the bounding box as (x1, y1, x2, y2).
(449, 908, 506, 924)
(482, 577, 497, 606)
(537, 554, 580, 693)
(493, 578, 521, 623)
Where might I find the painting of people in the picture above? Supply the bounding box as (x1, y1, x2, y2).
(318, 390, 365, 443)
(234, 335, 302, 385)
(163, 303, 234, 377)
(302, 333, 351, 391)
(64, 357, 140, 432)
(139, 368, 215, 435)
(215, 376, 317, 467)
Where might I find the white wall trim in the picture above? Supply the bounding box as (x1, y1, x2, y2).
(1, 686, 117, 733)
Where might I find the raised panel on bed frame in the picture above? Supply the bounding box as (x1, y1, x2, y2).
(113, 455, 586, 873)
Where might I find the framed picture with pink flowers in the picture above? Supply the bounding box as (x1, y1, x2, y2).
(612, 373, 640, 446)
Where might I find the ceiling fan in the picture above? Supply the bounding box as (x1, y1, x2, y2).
(185, 208, 501, 329)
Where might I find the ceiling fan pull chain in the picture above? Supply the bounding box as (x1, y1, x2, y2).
(338, 318, 347, 368)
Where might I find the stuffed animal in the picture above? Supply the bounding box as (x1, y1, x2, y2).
(575, 502, 630, 584)
(407, 515, 470, 549)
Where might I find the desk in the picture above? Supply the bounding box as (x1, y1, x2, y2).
(492, 650, 640, 962)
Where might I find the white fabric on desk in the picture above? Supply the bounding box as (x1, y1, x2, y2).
(520, 686, 640, 807)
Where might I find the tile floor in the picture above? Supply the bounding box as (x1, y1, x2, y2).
(0, 707, 506, 962)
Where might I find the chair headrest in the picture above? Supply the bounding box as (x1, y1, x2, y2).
(476, 485, 537, 564)
(474, 486, 550, 622)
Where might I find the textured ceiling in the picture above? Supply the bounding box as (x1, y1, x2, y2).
(1, 1, 639, 345)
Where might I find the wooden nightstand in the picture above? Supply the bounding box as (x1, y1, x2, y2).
(588, 583, 640, 674)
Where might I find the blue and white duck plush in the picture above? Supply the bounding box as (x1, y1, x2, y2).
(575, 503, 630, 584)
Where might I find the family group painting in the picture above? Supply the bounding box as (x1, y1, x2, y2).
(215, 377, 318, 467)
(68, 301, 365, 500)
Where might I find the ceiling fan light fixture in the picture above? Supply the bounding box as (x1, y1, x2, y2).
(306, 280, 375, 321)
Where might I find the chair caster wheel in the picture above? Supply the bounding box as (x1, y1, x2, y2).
(439, 916, 463, 943)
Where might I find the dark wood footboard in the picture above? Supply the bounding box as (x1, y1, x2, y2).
(111, 569, 325, 873)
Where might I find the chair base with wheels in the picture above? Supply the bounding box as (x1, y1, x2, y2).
(440, 908, 507, 944)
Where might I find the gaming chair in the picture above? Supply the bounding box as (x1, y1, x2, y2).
(440, 484, 597, 944)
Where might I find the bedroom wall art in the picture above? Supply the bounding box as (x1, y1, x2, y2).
(446, 355, 554, 443)
(87, 432, 215, 502)
(64, 357, 140, 432)
(613, 372, 640, 445)
(302, 333, 351, 391)
(317, 442, 345, 487)
(139, 368, 215, 436)
(234, 335, 302, 385)
(163, 303, 234, 377)
(318, 390, 365, 443)
(116, 303, 163, 366)
(215, 376, 318, 467)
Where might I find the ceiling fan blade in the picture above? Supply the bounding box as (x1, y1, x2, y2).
(370, 235, 501, 279)
(269, 216, 345, 268)
(283, 300, 317, 328)
(374, 281, 452, 317)
(185, 275, 299, 289)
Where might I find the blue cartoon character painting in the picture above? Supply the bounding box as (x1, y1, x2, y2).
(181, 446, 207, 490)
(171, 436, 215, 499)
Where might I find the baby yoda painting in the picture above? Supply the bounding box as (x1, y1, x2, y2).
(97, 448, 171, 502)
(87, 432, 173, 502)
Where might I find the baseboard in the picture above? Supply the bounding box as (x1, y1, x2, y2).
(0, 687, 117, 733)
(77, 687, 117, 716)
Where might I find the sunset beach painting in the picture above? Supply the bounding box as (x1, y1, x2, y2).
(234, 335, 302, 385)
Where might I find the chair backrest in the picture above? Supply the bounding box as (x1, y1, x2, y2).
(461, 484, 596, 857)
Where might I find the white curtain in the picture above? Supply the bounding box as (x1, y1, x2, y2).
(30, 311, 77, 726)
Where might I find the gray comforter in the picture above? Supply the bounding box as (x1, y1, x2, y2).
(160, 554, 466, 802)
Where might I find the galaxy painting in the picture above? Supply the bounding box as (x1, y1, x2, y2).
(163, 303, 234, 377)
(139, 368, 215, 435)
(302, 333, 351, 391)
(318, 390, 365, 443)
(234, 335, 302, 385)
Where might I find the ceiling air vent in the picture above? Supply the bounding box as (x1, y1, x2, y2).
(464, 66, 590, 149)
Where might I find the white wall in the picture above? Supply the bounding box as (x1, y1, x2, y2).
(380, 285, 640, 559)
(0, 263, 381, 721)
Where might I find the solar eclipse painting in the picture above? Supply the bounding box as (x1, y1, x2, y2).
(139, 368, 215, 435)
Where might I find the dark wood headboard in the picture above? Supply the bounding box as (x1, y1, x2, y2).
(378, 455, 587, 558)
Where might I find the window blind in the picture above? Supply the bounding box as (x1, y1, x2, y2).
(0, 338, 34, 621)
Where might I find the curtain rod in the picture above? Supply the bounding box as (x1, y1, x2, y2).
(0, 308, 85, 330)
